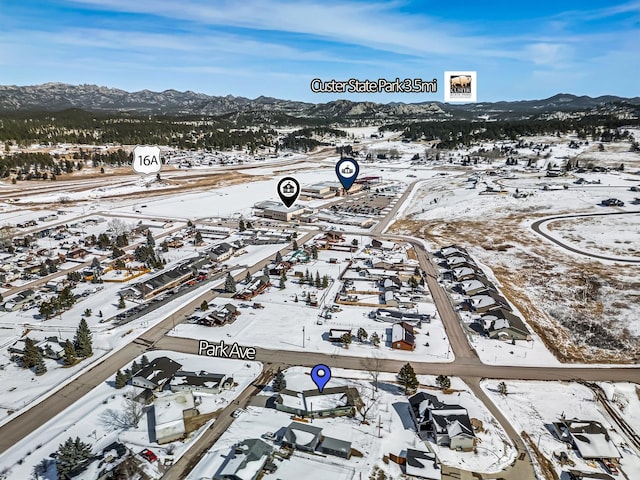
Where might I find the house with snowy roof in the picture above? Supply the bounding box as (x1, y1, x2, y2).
(405, 449, 442, 480)
(481, 308, 531, 341)
(131, 356, 182, 392)
(408, 392, 476, 451)
(214, 438, 272, 480)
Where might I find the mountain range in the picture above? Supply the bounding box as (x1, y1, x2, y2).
(1, 83, 639, 120)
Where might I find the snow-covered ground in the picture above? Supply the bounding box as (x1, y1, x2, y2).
(0, 351, 262, 480)
(170, 241, 453, 363)
(391, 134, 640, 363)
(482, 380, 640, 480)
(187, 367, 515, 480)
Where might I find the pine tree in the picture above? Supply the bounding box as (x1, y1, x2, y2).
(498, 381, 508, 396)
(245, 271, 252, 284)
(115, 369, 127, 389)
(74, 318, 93, 357)
(35, 350, 47, 375)
(370, 332, 380, 347)
(357, 327, 368, 342)
(117, 294, 125, 309)
(195, 231, 203, 244)
(131, 360, 140, 375)
(63, 339, 76, 366)
(294, 294, 298, 302)
(322, 274, 329, 288)
(436, 374, 451, 390)
(200, 300, 209, 311)
(292, 239, 298, 250)
(272, 368, 287, 392)
(239, 219, 246, 232)
(341, 332, 352, 348)
(279, 271, 286, 289)
(141, 355, 150, 367)
(146, 230, 155, 246)
(224, 273, 237, 293)
(55, 436, 93, 478)
(22, 337, 40, 369)
(263, 265, 270, 277)
(305, 268, 311, 284)
(275, 251, 282, 263)
(311, 245, 318, 259)
(398, 363, 419, 394)
(315, 271, 321, 288)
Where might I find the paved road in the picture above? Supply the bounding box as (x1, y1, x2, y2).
(463, 378, 536, 480)
(152, 336, 640, 382)
(0, 233, 315, 454)
(160, 368, 277, 480)
(531, 211, 640, 264)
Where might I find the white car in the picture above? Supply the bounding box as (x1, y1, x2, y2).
(231, 408, 243, 418)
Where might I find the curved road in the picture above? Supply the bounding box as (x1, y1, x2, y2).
(1, 176, 638, 479)
(531, 210, 640, 263)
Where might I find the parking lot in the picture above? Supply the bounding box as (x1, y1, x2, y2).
(330, 191, 399, 217)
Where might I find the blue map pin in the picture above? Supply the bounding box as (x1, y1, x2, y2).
(310, 364, 332, 393)
(335, 158, 359, 191)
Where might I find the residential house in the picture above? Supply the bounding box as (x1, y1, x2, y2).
(481, 308, 531, 341)
(198, 303, 239, 326)
(408, 392, 476, 451)
(371, 239, 397, 251)
(392, 322, 416, 350)
(214, 439, 273, 480)
(131, 356, 182, 391)
(209, 243, 235, 262)
(169, 370, 233, 394)
(319, 437, 352, 459)
(405, 449, 441, 480)
(154, 390, 198, 444)
(275, 386, 360, 418)
(450, 266, 482, 282)
(234, 275, 270, 300)
(552, 419, 621, 460)
(372, 308, 430, 325)
(468, 290, 511, 314)
(282, 422, 323, 452)
(440, 245, 469, 258)
(456, 276, 495, 296)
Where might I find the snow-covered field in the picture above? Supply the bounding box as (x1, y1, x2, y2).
(391, 134, 640, 363)
(0, 351, 262, 480)
(482, 379, 640, 480)
(545, 214, 640, 258)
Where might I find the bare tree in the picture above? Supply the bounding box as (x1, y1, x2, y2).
(361, 354, 384, 393)
(99, 391, 144, 429)
(356, 386, 379, 424)
(108, 218, 131, 237)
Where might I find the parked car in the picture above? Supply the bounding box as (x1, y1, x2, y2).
(231, 408, 244, 418)
(140, 449, 157, 462)
(601, 198, 624, 207)
(261, 432, 276, 440)
(604, 461, 619, 475)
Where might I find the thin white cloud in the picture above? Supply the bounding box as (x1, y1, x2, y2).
(61, 0, 519, 59)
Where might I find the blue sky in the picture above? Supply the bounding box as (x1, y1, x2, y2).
(1, 0, 639, 103)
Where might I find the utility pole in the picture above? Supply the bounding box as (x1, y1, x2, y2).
(377, 415, 382, 438)
(302, 326, 305, 348)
